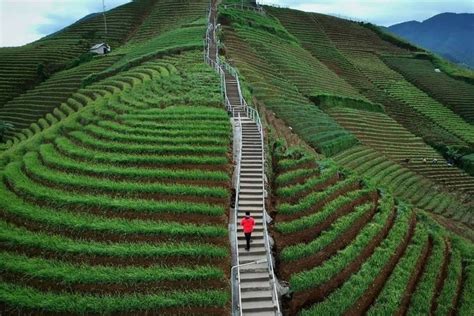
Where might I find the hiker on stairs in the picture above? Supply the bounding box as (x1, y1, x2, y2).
(241, 211, 255, 251)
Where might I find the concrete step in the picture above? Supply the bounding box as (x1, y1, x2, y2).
(241, 159, 262, 164)
(240, 263, 269, 273)
(242, 310, 277, 316)
(240, 170, 263, 175)
(239, 173, 262, 178)
(239, 204, 263, 209)
(238, 246, 267, 255)
(240, 280, 271, 291)
(237, 213, 263, 219)
(238, 239, 265, 247)
(238, 194, 263, 200)
(240, 272, 270, 281)
(238, 206, 264, 212)
(237, 232, 264, 240)
(240, 177, 262, 183)
(240, 290, 273, 302)
(242, 302, 276, 314)
(239, 188, 263, 194)
(239, 184, 262, 190)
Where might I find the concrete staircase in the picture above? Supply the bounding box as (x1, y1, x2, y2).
(226, 75, 279, 316)
(206, 2, 279, 314)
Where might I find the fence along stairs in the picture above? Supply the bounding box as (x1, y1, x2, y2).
(205, 1, 281, 315)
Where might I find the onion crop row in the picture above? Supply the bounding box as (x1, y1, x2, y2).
(55, 137, 228, 165)
(39, 144, 230, 182)
(434, 249, 462, 315)
(276, 165, 338, 197)
(277, 177, 359, 215)
(67, 131, 228, 155)
(280, 202, 375, 262)
(0, 251, 225, 284)
(275, 189, 372, 234)
(299, 209, 413, 314)
(0, 282, 229, 313)
(24, 152, 229, 199)
(5, 163, 225, 216)
(407, 235, 446, 315)
(0, 221, 227, 258)
(0, 183, 227, 238)
(367, 225, 428, 315)
(289, 203, 401, 292)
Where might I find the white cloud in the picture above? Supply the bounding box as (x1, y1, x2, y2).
(259, 0, 474, 26)
(0, 0, 130, 47)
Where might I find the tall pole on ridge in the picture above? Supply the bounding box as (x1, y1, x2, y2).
(102, 0, 108, 43)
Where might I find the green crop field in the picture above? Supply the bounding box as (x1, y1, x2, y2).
(271, 145, 473, 315)
(1, 0, 473, 314)
(0, 49, 232, 314)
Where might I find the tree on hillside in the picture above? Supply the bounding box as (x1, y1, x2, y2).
(0, 120, 14, 142)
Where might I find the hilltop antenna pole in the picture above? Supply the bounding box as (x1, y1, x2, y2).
(102, 0, 108, 42)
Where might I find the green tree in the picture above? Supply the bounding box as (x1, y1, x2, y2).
(0, 120, 14, 142)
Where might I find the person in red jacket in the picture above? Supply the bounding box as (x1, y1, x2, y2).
(241, 211, 255, 251)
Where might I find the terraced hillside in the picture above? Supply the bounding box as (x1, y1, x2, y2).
(0, 51, 232, 314)
(221, 5, 474, 225)
(383, 56, 474, 124)
(267, 7, 469, 151)
(0, 0, 153, 107)
(0, 1, 209, 142)
(220, 9, 359, 156)
(271, 145, 473, 315)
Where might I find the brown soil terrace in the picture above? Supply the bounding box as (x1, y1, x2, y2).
(287, 204, 403, 313)
(0, 245, 230, 271)
(5, 178, 228, 227)
(278, 172, 340, 204)
(39, 154, 231, 188)
(0, 303, 227, 316)
(0, 211, 228, 246)
(275, 191, 379, 249)
(343, 213, 417, 315)
(431, 238, 451, 314)
(1, 271, 227, 296)
(278, 199, 384, 279)
(22, 165, 229, 206)
(396, 236, 433, 316)
(52, 141, 231, 172)
(275, 180, 361, 222)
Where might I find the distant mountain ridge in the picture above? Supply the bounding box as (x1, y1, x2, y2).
(389, 13, 474, 68)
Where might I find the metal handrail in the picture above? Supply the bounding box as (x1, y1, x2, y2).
(223, 3, 265, 14)
(233, 112, 243, 315)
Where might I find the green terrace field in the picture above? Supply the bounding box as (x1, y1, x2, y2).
(333, 145, 474, 226)
(0, 51, 232, 314)
(0, 55, 121, 136)
(271, 145, 473, 315)
(327, 107, 474, 196)
(268, 6, 469, 151)
(383, 56, 474, 124)
(0, 0, 153, 107)
(128, 0, 208, 43)
(345, 51, 474, 146)
(0, 8, 209, 144)
(220, 9, 359, 156)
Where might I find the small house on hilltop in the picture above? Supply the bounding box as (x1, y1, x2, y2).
(90, 43, 110, 55)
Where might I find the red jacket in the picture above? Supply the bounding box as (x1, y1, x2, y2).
(241, 216, 255, 233)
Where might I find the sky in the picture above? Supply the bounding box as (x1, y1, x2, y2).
(1, 0, 473, 47)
